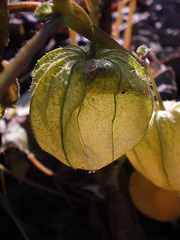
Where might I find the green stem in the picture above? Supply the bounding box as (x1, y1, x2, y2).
(89, 27, 96, 59)
(68, 2, 96, 58)
(65, 14, 128, 51)
(54, 0, 96, 58)
(9, 1, 142, 59)
(64, 12, 145, 66)
(145, 59, 165, 110)
(8, 1, 142, 59)
(0, 1, 144, 98)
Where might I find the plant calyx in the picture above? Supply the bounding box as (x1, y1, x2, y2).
(30, 44, 153, 170)
(127, 100, 180, 192)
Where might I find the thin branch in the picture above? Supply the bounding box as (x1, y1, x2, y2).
(8, 1, 41, 13)
(0, 15, 64, 100)
(123, 0, 136, 50)
(8, 1, 127, 53)
(27, 153, 56, 177)
(145, 59, 165, 110)
(65, 14, 145, 65)
(22, 178, 62, 197)
(0, 164, 62, 197)
(113, 0, 129, 41)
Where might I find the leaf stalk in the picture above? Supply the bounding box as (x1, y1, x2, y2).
(145, 58, 165, 110)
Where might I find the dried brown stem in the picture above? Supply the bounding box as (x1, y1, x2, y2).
(8, 1, 41, 13)
(123, 0, 136, 50)
(27, 153, 56, 177)
(0, 1, 145, 100)
(0, 164, 62, 197)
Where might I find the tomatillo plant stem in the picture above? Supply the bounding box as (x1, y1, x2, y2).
(27, 153, 56, 177)
(8, 1, 41, 13)
(53, 0, 96, 58)
(145, 58, 165, 110)
(10, 1, 127, 52)
(0, 0, 145, 98)
(53, 0, 146, 65)
(8, 1, 138, 57)
(0, 164, 62, 197)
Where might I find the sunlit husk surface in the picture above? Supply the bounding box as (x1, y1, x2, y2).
(30, 44, 153, 170)
(127, 101, 180, 192)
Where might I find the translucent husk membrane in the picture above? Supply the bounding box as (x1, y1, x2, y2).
(30, 44, 153, 170)
(127, 101, 180, 192)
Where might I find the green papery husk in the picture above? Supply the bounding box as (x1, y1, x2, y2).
(30, 44, 153, 170)
(127, 101, 180, 192)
